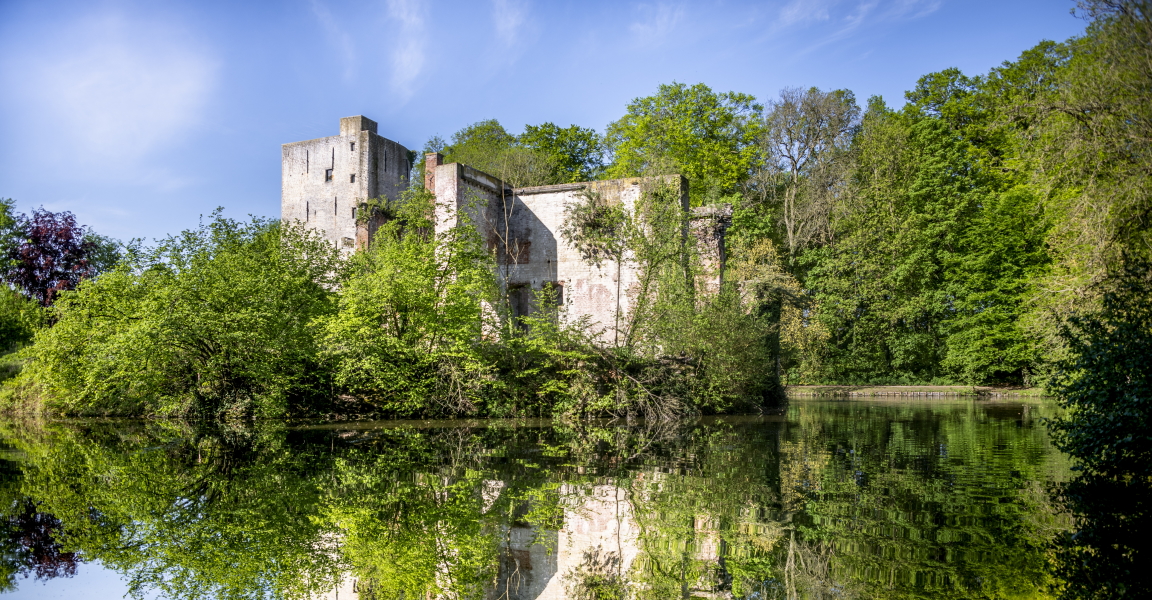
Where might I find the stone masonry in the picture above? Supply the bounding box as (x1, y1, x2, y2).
(425, 151, 731, 341)
(281, 116, 411, 251)
(283, 117, 729, 337)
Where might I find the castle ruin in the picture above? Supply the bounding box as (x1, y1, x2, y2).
(281, 116, 412, 251)
(282, 116, 730, 337)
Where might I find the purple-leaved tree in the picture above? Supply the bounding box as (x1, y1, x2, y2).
(3, 209, 97, 306)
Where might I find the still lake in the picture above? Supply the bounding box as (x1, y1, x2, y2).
(0, 398, 1070, 599)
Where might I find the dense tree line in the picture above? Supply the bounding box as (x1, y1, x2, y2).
(424, 5, 1146, 391)
(0, 1, 1144, 414)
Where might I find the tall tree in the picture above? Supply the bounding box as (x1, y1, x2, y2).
(606, 82, 762, 205)
(518, 122, 605, 183)
(1027, 0, 1152, 302)
(438, 119, 556, 188)
(750, 87, 860, 260)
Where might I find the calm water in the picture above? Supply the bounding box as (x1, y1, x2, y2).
(0, 398, 1070, 600)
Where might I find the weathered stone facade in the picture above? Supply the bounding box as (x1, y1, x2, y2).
(689, 203, 733, 293)
(426, 152, 709, 340)
(282, 117, 730, 337)
(281, 116, 411, 252)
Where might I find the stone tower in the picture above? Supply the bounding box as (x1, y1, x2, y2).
(281, 116, 410, 250)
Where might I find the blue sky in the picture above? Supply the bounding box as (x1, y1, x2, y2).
(0, 0, 1087, 243)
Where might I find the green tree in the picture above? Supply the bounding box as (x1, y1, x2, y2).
(439, 119, 556, 187)
(606, 82, 762, 205)
(11, 212, 341, 418)
(519, 122, 605, 183)
(319, 189, 498, 416)
(1048, 263, 1151, 600)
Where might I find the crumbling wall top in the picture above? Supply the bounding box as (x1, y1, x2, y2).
(340, 115, 378, 136)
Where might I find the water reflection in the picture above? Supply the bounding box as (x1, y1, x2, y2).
(0, 399, 1070, 599)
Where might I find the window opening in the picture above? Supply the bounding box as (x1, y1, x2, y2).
(509, 285, 531, 328)
(306, 150, 309, 173)
(306, 201, 309, 222)
(350, 142, 355, 151)
(350, 174, 356, 183)
(325, 168, 333, 182)
(546, 281, 564, 306)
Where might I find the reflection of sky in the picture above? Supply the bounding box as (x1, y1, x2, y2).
(0, 0, 1086, 246)
(2, 561, 157, 599)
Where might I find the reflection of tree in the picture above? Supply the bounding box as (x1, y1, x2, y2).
(0, 404, 1071, 600)
(0, 499, 80, 589)
(623, 419, 786, 599)
(1051, 473, 1150, 600)
(565, 548, 626, 600)
(783, 401, 1070, 600)
(0, 420, 345, 600)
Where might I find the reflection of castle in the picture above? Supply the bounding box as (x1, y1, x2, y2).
(490, 484, 640, 600)
(312, 480, 729, 600)
(283, 117, 731, 338)
(312, 484, 640, 600)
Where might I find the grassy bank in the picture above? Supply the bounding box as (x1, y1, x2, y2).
(786, 385, 1046, 398)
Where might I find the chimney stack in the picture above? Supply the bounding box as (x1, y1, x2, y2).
(424, 152, 443, 193)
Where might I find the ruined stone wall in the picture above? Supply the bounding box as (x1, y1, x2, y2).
(283, 122, 726, 328)
(689, 204, 733, 294)
(510, 176, 687, 342)
(282, 116, 410, 252)
(426, 150, 694, 341)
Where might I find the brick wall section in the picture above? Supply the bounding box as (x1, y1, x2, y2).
(689, 204, 733, 293)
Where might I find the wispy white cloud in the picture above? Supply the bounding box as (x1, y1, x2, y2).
(764, 0, 943, 55)
(885, 0, 944, 19)
(386, 0, 427, 101)
(778, 0, 836, 27)
(629, 2, 686, 47)
(774, 0, 941, 32)
(0, 14, 217, 182)
(311, 0, 357, 81)
(492, 0, 528, 40)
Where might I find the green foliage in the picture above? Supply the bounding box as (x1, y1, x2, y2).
(436, 119, 606, 188)
(0, 287, 41, 355)
(520, 122, 605, 183)
(320, 188, 497, 415)
(559, 190, 629, 268)
(0, 200, 20, 270)
(82, 231, 126, 275)
(793, 67, 1052, 385)
(1047, 263, 1151, 600)
(326, 449, 499, 599)
(606, 82, 763, 205)
(9, 212, 341, 418)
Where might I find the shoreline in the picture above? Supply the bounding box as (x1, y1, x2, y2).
(785, 385, 1046, 397)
